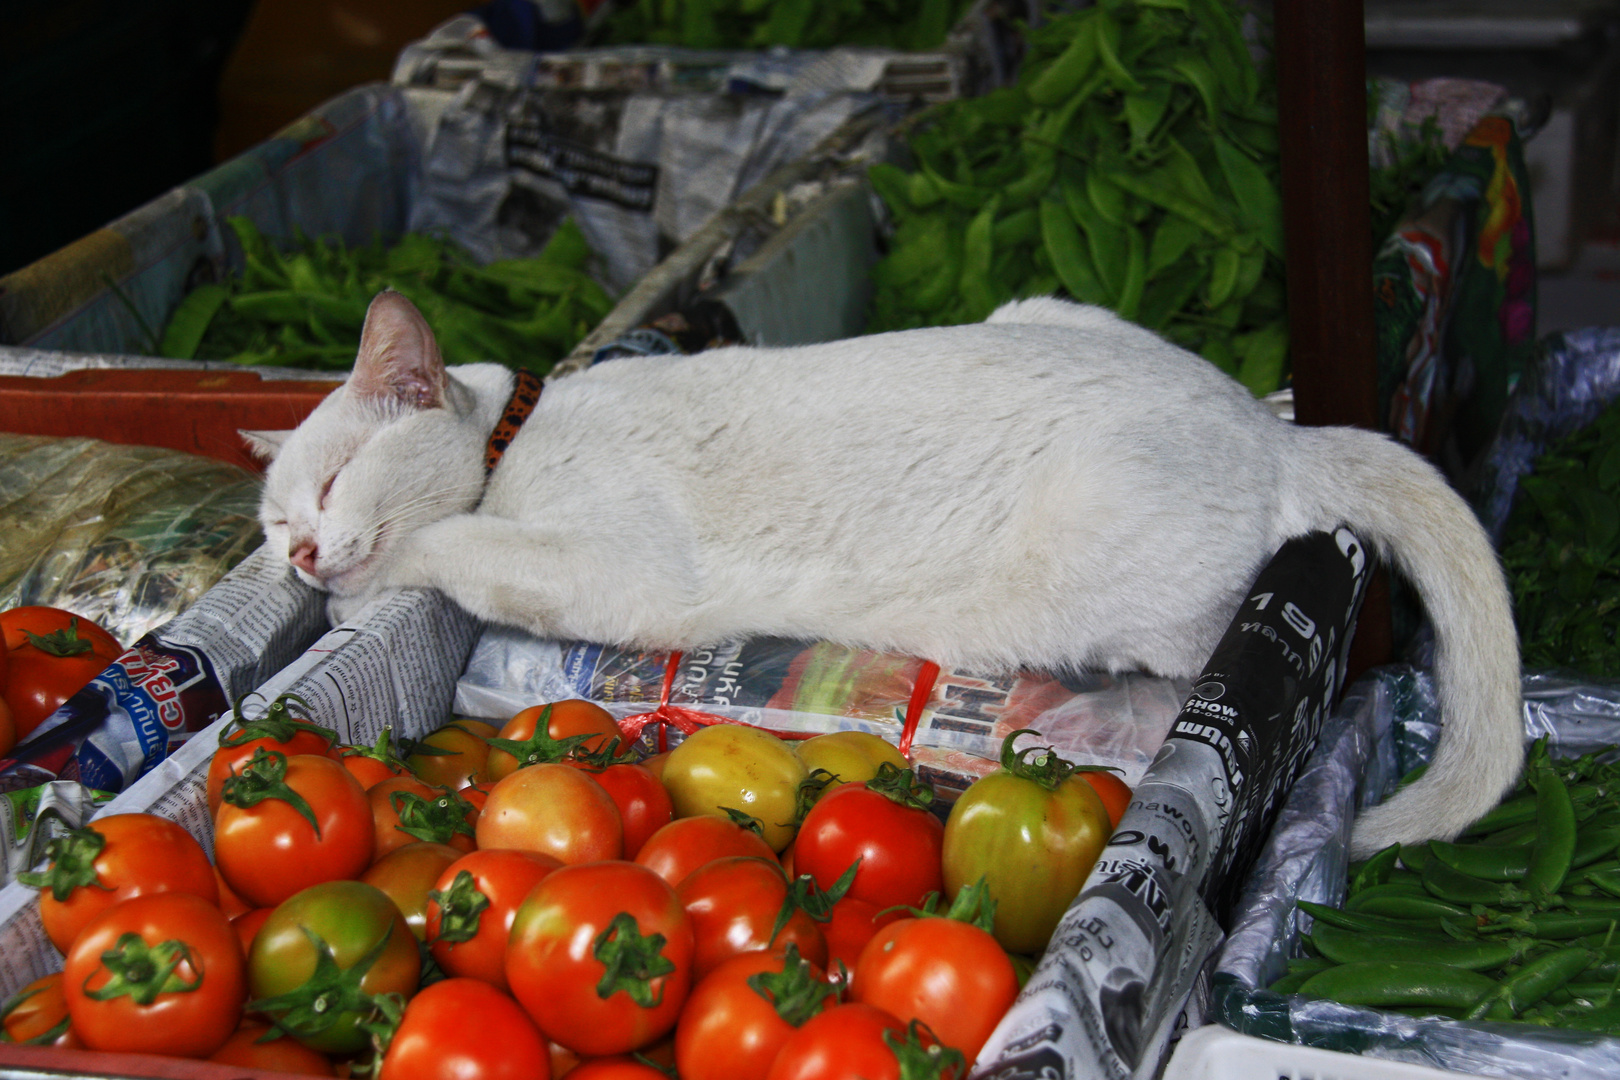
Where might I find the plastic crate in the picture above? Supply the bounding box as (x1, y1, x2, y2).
(1164, 1027, 1492, 1080)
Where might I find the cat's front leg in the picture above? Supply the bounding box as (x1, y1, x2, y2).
(379, 513, 696, 644)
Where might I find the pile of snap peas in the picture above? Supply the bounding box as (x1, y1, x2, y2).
(156, 217, 614, 375)
(865, 0, 1289, 396)
(1272, 738, 1620, 1032)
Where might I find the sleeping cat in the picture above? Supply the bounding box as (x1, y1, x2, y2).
(247, 290, 1522, 857)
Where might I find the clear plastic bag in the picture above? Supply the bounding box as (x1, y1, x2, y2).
(0, 433, 264, 648)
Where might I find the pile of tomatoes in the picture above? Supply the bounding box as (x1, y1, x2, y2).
(6, 694, 1129, 1080)
(0, 606, 124, 756)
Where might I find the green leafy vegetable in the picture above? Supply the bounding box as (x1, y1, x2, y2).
(160, 218, 615, 376)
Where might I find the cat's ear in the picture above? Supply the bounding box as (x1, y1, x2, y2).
(348, 290, 448, 410)
(240, 429, 291, 462)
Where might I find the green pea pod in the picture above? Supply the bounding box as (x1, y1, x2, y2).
(1576, 825, 1620, 869)
(1002, 148, 1057, 208)
(1115, 225, 1146, 322)
(1525, 767, 1579, 901)
(920, 163, 990, 212)
(227, 217, 289, 290)
(1025, 13, 1100, 107)
(1349, 844, 1403, 895)
(158, 284, 230, 360)
(1189, 0, 1257, 106)
(1233, 244, 1267, 302)
(1267, 969, 1320, 995)
(1161, 138, 1224, 220)
(1297, 901, 1451, 938)
(1422, 857, 1531, 907)
(1122, 83, 1171, 151)
(1167, 56, 1221, 120)
(1430, 840, 1532, 882)
(958, 197, 1001, 321)
(1486, 913, 1619, 940)
(912, 247, 962, 313)
(1136, 260, 1207, 330)
(1297, 961, 1496, 1010)
(1308, 923, 1527, 972)
(1467, 946, 1597, 1020)
(992, 207, 1041, 249)
(1354, 893, 1474, 922)
(907, 169, 943, 210)
(1587, 868, 1620, 899)
(1146, 215, 1203, 276)
(874, 215, 952, 289)
(1235, 321, 1288, 397)
(1085, 170, 1128, 228)
(1060, 179, 1127, 303)
(229, 290, 314, 323)
(1399, 841, 1438, 874)
(1344, 881, 1430, 911)
(1206, 247, 1241, 309)
(1039, 197, 1109, 306)
(1213, 135, 1286, 260)
(1107, 169, 1233, 240)
(1091, 10, 1142, 94)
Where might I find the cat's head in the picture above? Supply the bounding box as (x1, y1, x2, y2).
(246, 291, 498, 605)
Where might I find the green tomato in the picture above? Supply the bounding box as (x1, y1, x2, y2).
(661, 724, 807, 852)
(247, 880, 421, 1054)
(941, 731, 1112, 955)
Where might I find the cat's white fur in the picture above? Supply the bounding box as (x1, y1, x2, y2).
(251, 291, 1523, 857)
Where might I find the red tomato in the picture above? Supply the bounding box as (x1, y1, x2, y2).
(677, 855, 828, 979)
(794, 774, 943, 912)
(360, 841, 464, 941)
(476, 762, 622, 864)
(0, 698, 15, 758)
(852, 915, 1019, 1063)
(368, 775, 476, 861)
(207, 708, 340, 816)
(380, 978, 550, 1080)
(481, 700, 624, 782)
(1079, 769, 1132, 828)
(578, 760, 673, 859)
(62, 892, 245, 1058)
(233, 907, 275, 960)
(426, 848, 562, 990)
(565, 1059, 668, 1080)
(1, 973, 80, 1048)
(5, 612, 122, 740)
(214, 750, 374, 908)
(822, 896, 903, 980)
(209, 1021, 336, 1075)
(636, 814, 777, 888)
(26, 812, 218, 954)
(506, 860, 694, 1056)
(676, 949, 837, 1080)
(214, 864, 252, 920)
(762, 1003, 910, 1080)
(0, 606, 121, 655)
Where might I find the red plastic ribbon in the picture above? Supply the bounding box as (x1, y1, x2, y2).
(898, 659, 941, 758)
(615, 650, 943, 757)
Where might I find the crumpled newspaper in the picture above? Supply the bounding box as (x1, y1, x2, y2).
(0, 433, 264, 648)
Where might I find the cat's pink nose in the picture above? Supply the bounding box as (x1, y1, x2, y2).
(290, 541, 319, 576)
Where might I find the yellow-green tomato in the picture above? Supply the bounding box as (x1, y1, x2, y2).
(941, 763, 1111, 955)
(795, 731, 909, 790)
(661, 724, 807, 852)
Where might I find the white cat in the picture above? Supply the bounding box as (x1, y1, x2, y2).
(248, 290, 1522, 857)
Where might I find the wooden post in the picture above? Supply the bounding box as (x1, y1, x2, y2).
(1273, 0, 1393, 675)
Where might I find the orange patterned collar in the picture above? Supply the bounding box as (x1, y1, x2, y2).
(484, 370, 544, 477)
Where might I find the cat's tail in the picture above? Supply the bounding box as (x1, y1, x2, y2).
(1293, 425, 1523, 859)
